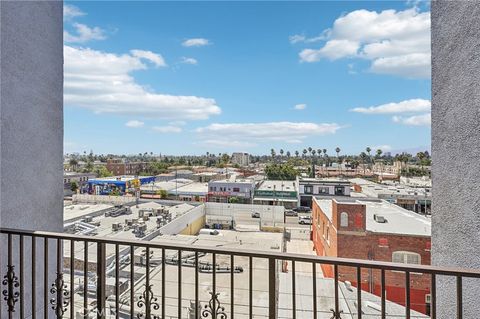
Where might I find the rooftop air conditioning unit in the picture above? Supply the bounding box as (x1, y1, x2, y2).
(83, 216, 93, 223)
(112, 223, 121, 231)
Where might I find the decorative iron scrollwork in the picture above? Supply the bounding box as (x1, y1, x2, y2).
(2, 265, 20, 313)
(202, 292, 227, 319)
(329, 308, 343, 319)
(137, 284, 160, 319)
(50, 272, 70, 317)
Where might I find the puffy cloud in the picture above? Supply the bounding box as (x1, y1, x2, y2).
(180, 57, 198, 65)
(130, 50, 167, 67)
(392, 113, 431, 126)
(125, 120, 144, 128)
(297, 8, 430, 78)
(63, 4, 85, 20)
(294, 104, 307, 110)
(182, 38, 210, 47)
(64, 45, 221, 120)
(64, 23, 106, 43)
(351, 99, 430, 114)
(300, 39, 359, 61)
(152, 126, 183, 133)
(196, 122, 342, 147)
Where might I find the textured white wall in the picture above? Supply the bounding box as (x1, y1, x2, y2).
(431, 1, 480, 318)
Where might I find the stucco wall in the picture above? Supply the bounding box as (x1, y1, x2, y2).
(0, 2, 63, 317)
(431, 1, 480, 318)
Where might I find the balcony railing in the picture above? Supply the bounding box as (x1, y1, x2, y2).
(1, 227, 480, 319)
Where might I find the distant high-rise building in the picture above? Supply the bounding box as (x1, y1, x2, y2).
(231, 152, 250, 166)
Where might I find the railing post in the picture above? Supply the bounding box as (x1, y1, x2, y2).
(97, 242, 106, 319)
(268, 258, 276, 319)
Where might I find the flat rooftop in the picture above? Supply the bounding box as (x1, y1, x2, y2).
(256, 180, 297, 192)
(172, 182, 208, 195)
(315, 198, 431, 237)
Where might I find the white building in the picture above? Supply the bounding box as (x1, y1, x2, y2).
(231, 152, 250, 166)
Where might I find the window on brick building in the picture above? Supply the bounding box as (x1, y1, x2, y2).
(340, 212, 348, 227)
(392, 251, 421, 264)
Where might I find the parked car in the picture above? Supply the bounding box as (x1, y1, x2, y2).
(298, 216, 312, 225)
(293, 206, 311, 213)
(285, 210, 298, 217)
(251, 211, 260, 218)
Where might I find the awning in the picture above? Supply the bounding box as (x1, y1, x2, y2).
(253, 197, 298, 203)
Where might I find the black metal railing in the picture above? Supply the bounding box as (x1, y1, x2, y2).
(1, 227, 480, 319)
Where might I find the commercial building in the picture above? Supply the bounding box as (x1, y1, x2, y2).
(296, 177, 351, 207)
(231, 152, 250, 166)
(253, 180, 298, 208)
(351, 178, 431, 214)
(88, 175, 156, 195)
(312, 197, 431, 314)
(207, 178, 255, 204)
(63, 171, 96, 195)
(106, 159, 148, 175)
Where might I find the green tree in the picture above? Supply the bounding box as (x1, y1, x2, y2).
(70, 181, 79, 193)
(265, 163, 298, 180)
(94, 166, 113, 178)
(69, 158, 78, 171)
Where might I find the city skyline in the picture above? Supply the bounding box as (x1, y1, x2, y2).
(64, 1, 431, 155)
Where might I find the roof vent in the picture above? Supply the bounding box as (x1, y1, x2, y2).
(374, 214, 387, 223)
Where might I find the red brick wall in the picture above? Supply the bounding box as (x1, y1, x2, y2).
(336, 233, 431, 313)
(333, 201, 366, 231)
(312, 198, 432, 314)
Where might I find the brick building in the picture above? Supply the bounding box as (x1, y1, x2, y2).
(312, 197, 432, 314)
(106, 159, 148, 176)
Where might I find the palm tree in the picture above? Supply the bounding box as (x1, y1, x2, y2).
(286, 151, 291, 158)
(376, 149, 383, 159)
(302, 149, 307, 158)
(271, 148, 276, 161)
(308, 147, 313, 158)
(335, 147, 341, 158)
(280, 149, 284, 159)
(295, 150, 299, 158)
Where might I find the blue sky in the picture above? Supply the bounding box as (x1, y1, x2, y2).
(64, 1, 431, 156)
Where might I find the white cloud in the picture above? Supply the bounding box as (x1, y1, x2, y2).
(392, 113, 431, 126)
(298, 8, 431, 78)
(300, 39, 359, 61)
(351, 98, 430, 114)
(182, 38, 210, 47)
(197, 140, 257, 148)
(63, 4, 85, 20)
(196, 122, 342, 146)
(152, 126, 183, 133)
(180, 57, 198, 65)
(294, 104, 307, 110)
(64, 45, 221, 120)
(372, 145, 392, 152)
(125, 120, 144, 128)
(64, 23, 106, 43)
(130, 50, 167, 68)
(289, 32, 329, 44)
